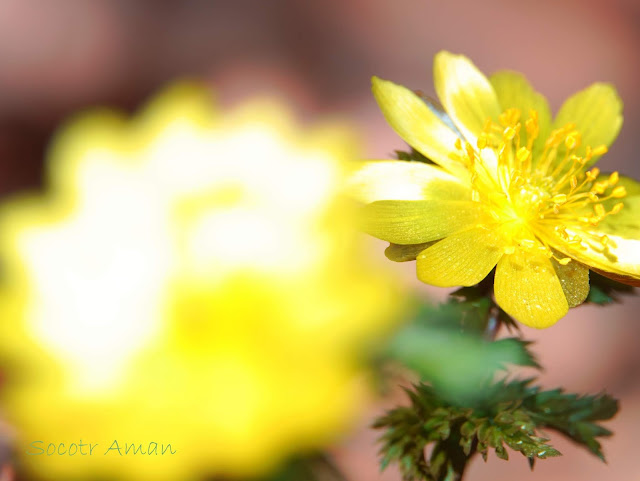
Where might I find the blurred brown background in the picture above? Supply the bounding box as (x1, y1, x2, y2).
(1, 0, 639, 480)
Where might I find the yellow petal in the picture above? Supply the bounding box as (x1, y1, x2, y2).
(416, 226, 503, 287)
(433, 52, 501, 156)
(549, 188, 640, 282)
(551, 258, 589, 308)
(556, 230, 640, 282)
(371, 77, 469, 179)
(570, 175, 640, 236)
(363, 200, 484, 245)
(552, 83, 623, 167)
(489, 71, 552, 157)
(597, 175, 640, 236)
(599, 196, 640, 239)
(495, 252, 568, 329)
(347, 160, 471, 203)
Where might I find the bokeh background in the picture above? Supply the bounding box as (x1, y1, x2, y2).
(0, 0, 639, 480)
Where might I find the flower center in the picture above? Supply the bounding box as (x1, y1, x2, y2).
(452, 108, 627, 263)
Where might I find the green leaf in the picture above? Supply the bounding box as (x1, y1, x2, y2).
(385, 311, 538, 402)
(374, 380, 618, 480)
(523, 388, 618, 461)
(587, 271, 635, 305)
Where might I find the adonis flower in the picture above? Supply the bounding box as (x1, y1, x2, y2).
(351, 51, 640, 328)
(0, 83, 398, 480)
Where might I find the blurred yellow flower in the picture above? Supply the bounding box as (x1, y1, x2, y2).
(0, 83, 399, 480)
(351, 51, 640, 328)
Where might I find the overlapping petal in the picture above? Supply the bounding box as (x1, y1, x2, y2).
(348, 160, 471, 203)
(495, 252, 568, 329)
(363, 200, 485, 245)
(489, 71, 552, 157)
(551, 258, 590, 308)
(597, 176, 640, 237)
(553, 83, 623, 167)
(548, 188, 640, 284)
(433, 52, 501, 155)
(371, 77, 468, 178)
(416, 226, 504, 287)
(557, 232, 640, 284)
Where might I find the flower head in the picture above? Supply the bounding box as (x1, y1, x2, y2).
(351, 51, 640, 328)
(0, 82, 399, 480)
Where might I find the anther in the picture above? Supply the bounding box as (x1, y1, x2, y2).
(516, 147, 530, 164)
(565, 132, 581, 150)
(608, 172, 619, 185)
(555, 225, 569, 239)
(504, 126, 517, 141)
(592, 182, 608, 194)
(592, 145, 608, 156)
(551, 194, 567, 204)
(611, 186, 627, 198)
(499, 108, 521, 126)
(567, 236, 582, 246)
(586, 168, 600, 181)
(558, 257, 572, 265)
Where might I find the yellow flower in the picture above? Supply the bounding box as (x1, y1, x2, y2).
(350, 51, 640, 328)
(0, 82, 399, 480)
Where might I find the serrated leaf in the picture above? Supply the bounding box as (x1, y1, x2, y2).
(460, 420, 476, 438)
(429, 449, 448, 477)
(460, 437, 473, 456)
(477, 422, 491, 444)
(495, 444, 509, 460)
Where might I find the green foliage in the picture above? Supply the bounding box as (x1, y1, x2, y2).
(374, 380, 617, 481)
(448, 275, 520, 333)
(522, 385, 618, 461)
(384, 282, 535, 404)
(587, 271, 635, 305)
(386, 299, 538, 403)
(377, 284, 620, 481)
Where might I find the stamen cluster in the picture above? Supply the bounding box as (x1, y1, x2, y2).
(451, 108, 627, 264)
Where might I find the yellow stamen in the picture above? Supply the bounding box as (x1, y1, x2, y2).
(611, 186, 627, 198)
(592, 145, 608, 156)
(461, 108, 626, 265)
